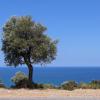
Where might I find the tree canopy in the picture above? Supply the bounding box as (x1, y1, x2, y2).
(2, 16, 57, 67)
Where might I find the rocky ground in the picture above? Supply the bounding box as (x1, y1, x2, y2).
(0, 89, 100, 100)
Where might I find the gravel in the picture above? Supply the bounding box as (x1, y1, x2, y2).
(0, 97, 100, 100)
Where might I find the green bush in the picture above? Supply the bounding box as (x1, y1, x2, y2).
(78, 80, 100, 89)
(41, 84, 54, 89)
(60, 81, 78, 90)
(89, 80, 100, 89)
(11, 72, 55, 89)
(91, 80, 100, 84)
(11, 71, 29, 88)
(31, 83, 44, 89)
(79, 82, 89, 89)
(31, 83, 55, 89)
(0, 80, 5, 88)
(11, 75, 100, 90)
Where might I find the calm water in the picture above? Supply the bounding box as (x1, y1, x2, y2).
(0, 67, 100, 87)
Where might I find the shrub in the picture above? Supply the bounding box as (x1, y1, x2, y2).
(90, 80, 100, 85)
(11, 72, 54, 89)
(0, 80, 5, 88)
(11, 71, 29, 88)
(60, 81, 78, 90)
(31, 83, 44, 89)
(31, 83, 55, 89)
(42, 84, 54, 89)
(89, 80, 100, 89)
(79, 82, 89, 89)
(79, 80, 100, 89)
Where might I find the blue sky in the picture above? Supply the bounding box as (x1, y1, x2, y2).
(0, 0, 100, 67)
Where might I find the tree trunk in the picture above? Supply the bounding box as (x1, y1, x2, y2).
(27, 63, 33, 84)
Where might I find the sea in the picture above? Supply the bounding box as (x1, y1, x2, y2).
(0, 67, 100, 87)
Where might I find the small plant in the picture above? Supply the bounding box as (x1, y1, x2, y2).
(77, 80, 100, 89)
(42, 84, 54, 89)
(11, 71, 29, 88)
(60, 80, 78, 90)
(0, 80, 5, 88)
(91, 80, 100, 84)
(79, 82, 89, 89)
(89, 80, 100, 89)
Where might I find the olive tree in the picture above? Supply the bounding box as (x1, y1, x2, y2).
(2, 16, 57, 85)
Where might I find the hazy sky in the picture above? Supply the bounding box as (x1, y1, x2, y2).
(0, 0, 100, 67)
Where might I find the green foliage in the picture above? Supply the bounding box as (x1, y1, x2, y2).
(60, 80, 100, 90)
(79, 82, 89, 89)
(11, 71, 28, 84)
(0, 80, 5, 88)
(11, 72, 55, 89)
(2, 16, 57, 66)
(41, 84, 54, 89)
(89, 80, 100, 89)
(11, 71, 29, 88)
(90, 80, 100, 84)
(0, 80, 2, 83)
(60, 81, 78, 90)
(11, 71, 55, 89)
(78, 80, 100, 89)
(11, 72, 43, 89)
(30, 83, 55, 89)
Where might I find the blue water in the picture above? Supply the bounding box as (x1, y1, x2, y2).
(0, 67, 100, 87)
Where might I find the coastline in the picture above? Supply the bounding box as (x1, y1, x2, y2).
(1, 67, 100, 87)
